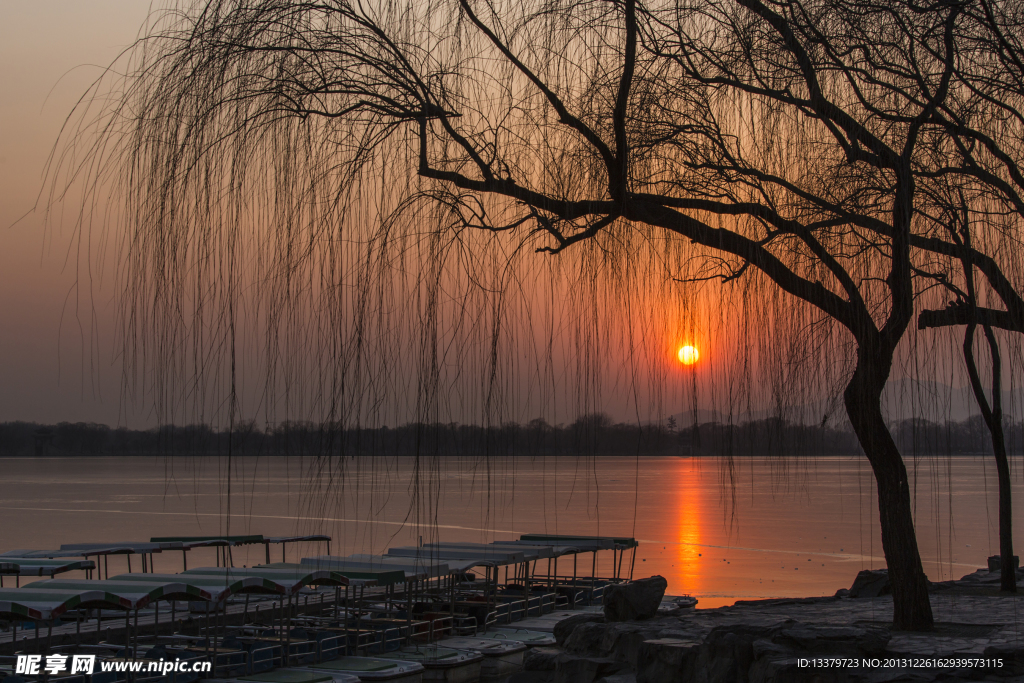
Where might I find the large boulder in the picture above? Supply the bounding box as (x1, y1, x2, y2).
(771, 622, 890, 657)
(988, 554, 1020, 571)
(636, 638, 699, 683)
(555, 613, 606, 646)
(847, 569, 890, 598)
(603, 576, 668, 622)
(554, 656, 631, 683)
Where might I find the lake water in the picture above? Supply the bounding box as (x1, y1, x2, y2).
(0, 455, 1018, 608)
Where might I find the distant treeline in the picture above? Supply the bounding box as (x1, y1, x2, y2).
(0, 414, 1017, 457)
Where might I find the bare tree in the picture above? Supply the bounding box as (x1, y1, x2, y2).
(59, 0, 1024, 630)
(919, 206, 1017, 593)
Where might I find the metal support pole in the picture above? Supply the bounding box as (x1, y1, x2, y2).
(573, 554, 578, 609)
(285, 594, 293, 666)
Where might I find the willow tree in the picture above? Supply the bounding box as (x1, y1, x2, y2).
(911, 0, 1024, 593)
(63, 0, 1024, 630)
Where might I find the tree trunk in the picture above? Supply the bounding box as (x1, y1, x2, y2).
(964, 323, 1016, 593)
(994, 428, 1016, 592)
(845, 356, 934, 631)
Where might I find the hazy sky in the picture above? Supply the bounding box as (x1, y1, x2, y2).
(0, 2, 734, 429)
(1, 2, 152, 425)
(0, 2, 990, 430)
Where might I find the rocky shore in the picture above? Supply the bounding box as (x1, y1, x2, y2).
(510, 571, 1024, 683)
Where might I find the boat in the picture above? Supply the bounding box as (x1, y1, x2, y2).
(217, 669, 360, 683)
(431, 636, 527, 682)
(476, 627, 555, 646)
(303, 657, 425, 682)
(384, 645, 483, 683)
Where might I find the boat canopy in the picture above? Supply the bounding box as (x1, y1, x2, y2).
(386, 546, 528, 565)
(32, 578, 218, 604)
(282, 560, 406, 586)
(518, 534, 638, 550)
(424, 542, 555, 560)
(263, 536, 332, 544)
(151, 535, 266, 547)
(149, 535, 330, 549)
(301, 555, 444, 581)
(0, 588, 134, 620)
(488, 541, 585, 557)
(180, 566, 359, 588)
(60, 542, 182, 555)
(255, 563, 385, 587)
(114, 572, 289, 596)
(0, 558, 97, 577)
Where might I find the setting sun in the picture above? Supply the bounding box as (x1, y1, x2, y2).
(678, 345, 699, 365)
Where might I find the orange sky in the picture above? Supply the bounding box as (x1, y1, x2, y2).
(0, 2, 153, 425)
(0, 3, 986, 429)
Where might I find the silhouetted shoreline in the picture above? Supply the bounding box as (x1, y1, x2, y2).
(1, 414, 1018, 458)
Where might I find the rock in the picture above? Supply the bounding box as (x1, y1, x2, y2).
(983, 645, 1024, 676)
(524, 647, 562, 672)
(594, 675, 636, 683)
(834, 588, 850, 597)
(554, 613, 606, 646)
(988, 555, 1020, 571)
(603, 576, 668, 622)
(568, 621, 666, 666)
(848, 569, 890, 598)
(636, 638, 699, 683)
(771, 622, 890, 657)
(554, 655, 631, 683)
(508, 673, 556, 683)
(563, 621, 618, 658)
(733, 596, 839, 607)
(693, 624, 764, 683)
